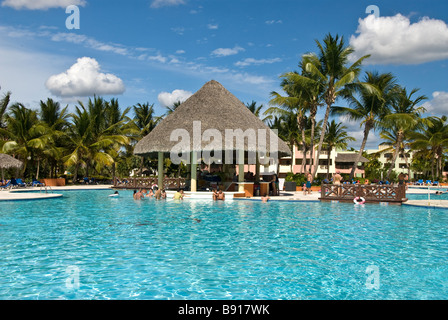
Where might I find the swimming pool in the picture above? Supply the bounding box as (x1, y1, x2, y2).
(1, 189, 447, 300)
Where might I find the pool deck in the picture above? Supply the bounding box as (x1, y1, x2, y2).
(0, 185, 113, 201)
(1, 184, 448, 209)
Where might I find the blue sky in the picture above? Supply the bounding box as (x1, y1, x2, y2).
(1, 0, 447, 149)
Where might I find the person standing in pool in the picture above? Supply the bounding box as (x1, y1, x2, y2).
(305, 172, 313, 195)
(216, 190, 225, 201)
(333, 171, 342, 196)
(173, 189, 184, 200)
(212, 188, 219, 200)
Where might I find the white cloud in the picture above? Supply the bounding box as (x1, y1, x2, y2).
(207, 24, 219, 30)
(150, 0, 185, 9)
(235, 57, 282, 67)
(158, 89, 192, 107)
(350, 14, 448, 65)
(265, 20, 282, 25)
(45, 57, 125, 97)
(211, 46, 245, 57)
(1, 0, 86, 10)
(422, 91, 448, 116)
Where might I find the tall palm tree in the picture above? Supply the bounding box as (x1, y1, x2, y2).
(271, 59, 325, 174)
(0, 91, 12, 151)
(266, 94, 306, 172)
(133, 102, 160, 176)
(104, 98, 135, 179)
(323, 120, 355, 178)
(410, 116, 448, 180)
(133, 102, 158, 138)
(1, 103, 49, 178)
(0, 91, 11, 131)
(268, 112, 301, 172)
(299, 33, 370, 178)
(65, 98, 130, 182)
(381, 87, 428, 179)
(332, 71, 398, 179)
(39, 98, 70, 178)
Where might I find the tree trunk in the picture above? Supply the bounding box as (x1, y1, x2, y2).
(312, 103, 332, 179)
(301, 129, 307, 174)
(386, 132, 403, 180)
(350, 122, 372, 180)
(326, 147, 331, 179)
(308, 107, 317, 176)
(36, 158, 40, 180)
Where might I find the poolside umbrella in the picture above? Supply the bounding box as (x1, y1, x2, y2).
(0, 153, 23, 182)
(134, 80, 291, 191)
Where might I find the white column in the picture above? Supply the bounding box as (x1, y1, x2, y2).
(191, 151, 197, 192)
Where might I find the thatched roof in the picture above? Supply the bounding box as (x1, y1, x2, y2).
(0, 153, 23, 169)
(134, 80, 291, 158)
(335, 153, 369, 163)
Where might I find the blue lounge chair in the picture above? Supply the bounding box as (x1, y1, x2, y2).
(433, 181, 439, 186)
(0, 181, 11, 190)
(16, 178, 27, 187)
(32, 179, 44, 187)
(416, 179, 423, 185)
(425, 180, 432, 185)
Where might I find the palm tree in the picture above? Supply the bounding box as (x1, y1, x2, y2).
(410, 116, 448, 181)
(1, 103, 49, 178)
(266, 95, 306, 172)
(0, 91, 11, 132)
(267, 112, 301, 172)
(381, 87, 428, 179)
(104, 98, 135, 179)
(133, 102, 159, 138)
(39, 98, 70, 178)
(323, 120, 355, 178)
(332, 71, 398, 180)
(299, 33, 370, 178)
(65, 98, 130, 182)
(246, 101, 270, 123)
(165, 101, 182, 116)
(133, 102, 159, 176)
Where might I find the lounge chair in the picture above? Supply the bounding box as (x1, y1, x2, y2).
(415, 179, 423, 185)
(16, 178, 27, 187)
(0, 181, 11, 190)
(433, 181, 439, 186)
(32, 179, 44, 187)
(425, 180, 432, 185)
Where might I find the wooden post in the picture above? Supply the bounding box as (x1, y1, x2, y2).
(158, 152, 164, 190)
(238, 150, 244, 193)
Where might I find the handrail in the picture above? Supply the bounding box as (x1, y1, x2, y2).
(319, 183, 407, 203)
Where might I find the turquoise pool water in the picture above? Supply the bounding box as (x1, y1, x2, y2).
(1, 190, 447, 300)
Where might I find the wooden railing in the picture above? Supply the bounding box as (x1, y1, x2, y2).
(113, 177, 186, 190)
(320, 184, 407, 204)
